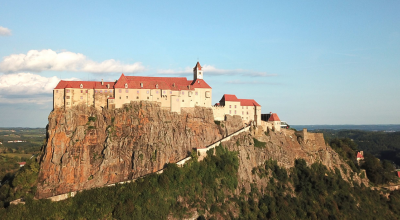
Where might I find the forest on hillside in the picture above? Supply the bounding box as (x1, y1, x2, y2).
(1, 142, 400, 219)
(314, 130, 400, 167)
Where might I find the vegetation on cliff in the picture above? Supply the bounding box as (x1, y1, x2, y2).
(1, 144, 400, 219)
(0, 158, 39, 208)
(0, 146, 239, 219)
(244, 159, 400, 219)
(319, 129, 400, 167)
(329, 138, 398, 185)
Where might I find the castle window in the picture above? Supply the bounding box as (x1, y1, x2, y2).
(137, 90, 139, 94)
(170, 91, 172, 94)
(242, 111, 244, 115)
(100, 90, 103, 93)
(137, 96, 139, 99)
(229, 110, 231, 114)
(182, 100, 184, 102)
(125, 83, 128, 88)
(147, 97, 149, 99)
(119, 96, 121, 99)
(182, 91, 184, 95)
(229, 105, 231, 108)
(67, 102, 70, 105)
(247, 112, 249, 115)
(66, 96, 70, 99)
(80, 96, 83, 100)
(125, 89, 128, 93)
(80, 84, 83, 88)
(105, 90, 107, 93)
(56, 90, 58, 93)
(195, 92, 198, 95)
(156, 91, 159, 94)
(119, 89, 122, 93)
(86, 90, 88, 93)
(66, 89, 70, 93)
(146, 90, 149, 94)
(126, 96, 128, 99)
(246, 106, 248, 109)
(235, 105, 236, 108)
(163, 91, 166, 94)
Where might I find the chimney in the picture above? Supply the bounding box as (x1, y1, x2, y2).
(101, 79, 104, 85)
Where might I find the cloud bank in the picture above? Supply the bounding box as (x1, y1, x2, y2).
(0, 26, 11, 36)
(0, 73, 78, 104)
(0, 49, 145, 74)
(157, 64, 277, 77)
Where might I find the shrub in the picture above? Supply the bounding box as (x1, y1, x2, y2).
(253, 138, 266, 148)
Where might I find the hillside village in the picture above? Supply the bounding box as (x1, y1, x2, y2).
(53, 62, 283, 131)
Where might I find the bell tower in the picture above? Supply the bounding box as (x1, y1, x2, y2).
(193, 61, 203, 80)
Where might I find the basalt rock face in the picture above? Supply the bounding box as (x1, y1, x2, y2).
(36, 102, 243, 199)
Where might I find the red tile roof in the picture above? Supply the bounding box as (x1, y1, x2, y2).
(54, 72, 212, 91)
(194, 62, 202, 70)
(239, 99, 261, 106)
(17, 162, 26, 166)
(268, 113, 280, 122)
(357, 152, 364, 159)
(191, 79, 212, 89)
(219, 94, 261, 106)
(54, 80, 116, 89)
(220, 94, 239, 102)
(115, 74, 211, 90)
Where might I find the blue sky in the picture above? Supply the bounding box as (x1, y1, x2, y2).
(0, 0, 399, 127)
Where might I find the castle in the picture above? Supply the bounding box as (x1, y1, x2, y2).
(53, 62, 277, 127)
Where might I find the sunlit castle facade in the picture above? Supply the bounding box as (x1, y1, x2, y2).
(53, 62, 262, 124)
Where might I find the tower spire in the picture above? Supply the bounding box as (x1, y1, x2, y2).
(193, 61, 203, 80)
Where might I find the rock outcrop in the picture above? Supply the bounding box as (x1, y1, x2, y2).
(36, 102, 244, 199)
(36, 101, 366, 199)
(220, 126, 369, 193)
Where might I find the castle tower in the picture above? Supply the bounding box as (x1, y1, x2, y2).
(193, 61, 203, 80)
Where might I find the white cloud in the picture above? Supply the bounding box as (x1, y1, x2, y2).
(0, 49, 145, 74)
(157, 64, 277, 77)
(0, 26, 11, 36)
(0, 73, 78, 104)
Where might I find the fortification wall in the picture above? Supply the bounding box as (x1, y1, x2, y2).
(212, 106, 225, 121)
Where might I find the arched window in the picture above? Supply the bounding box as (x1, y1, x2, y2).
(80, 84, 83, 88)
(125, 83, 128, 88)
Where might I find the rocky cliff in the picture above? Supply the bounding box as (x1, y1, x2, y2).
(36, 101, 366, 199)
(220, 126, 369, 193)
(36, 102, 243, 199)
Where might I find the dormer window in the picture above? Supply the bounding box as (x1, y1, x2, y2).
(155, 84, 158, 89)
(107, 84, 110, 89)
(80, 84, 83, 88)
(140, 83, 143, 88)
(125, 83, 128, 88)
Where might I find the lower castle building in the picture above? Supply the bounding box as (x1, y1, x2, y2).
(53, 62, 266, 125)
